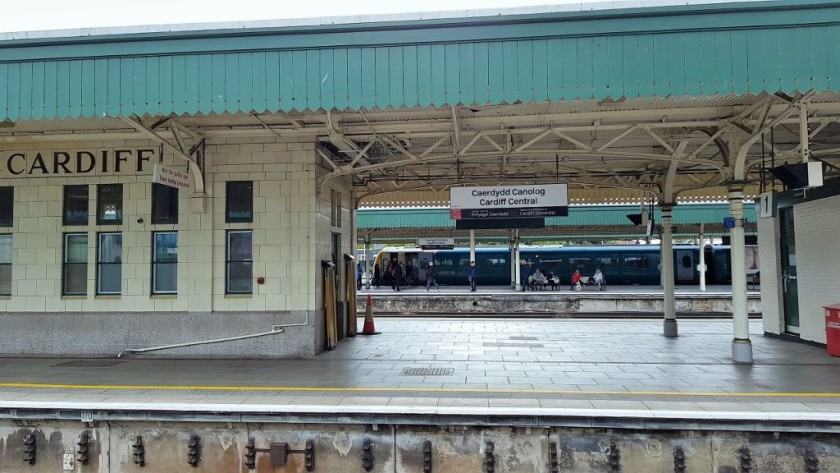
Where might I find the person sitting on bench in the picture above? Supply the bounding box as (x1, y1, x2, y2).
(547, 271, 559, 290)
(532, 268, 548, 290)
(592, 267, 606, 290)
(570, 269, 582, 290)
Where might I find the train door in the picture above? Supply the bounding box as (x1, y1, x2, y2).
(674, 249, 695, 283)
(780, 207, 799, 334)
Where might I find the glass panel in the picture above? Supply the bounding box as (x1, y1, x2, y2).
(0, 264, 10, 295)
(0, 187, 12, 227)
(226, 181, 253, 222)
(153, 263, 178, 294)
(64, 233, 88, 295)
(154, 232, 178, 263)
(227, 230, 253, 293)
(63, 264, 87, 295)
(0, 235, 11, 264)
(152, 184, 178, 224)
(228, 231, 253, 261)
(98, 233, 122, 263)
(65, 234, 87, 263)
(63, 185, 88, 225)
(98, 264, 122, 294)
(153, 232, 178, 294)
(227, 262, 253, 293)
(97, 184, 123, 224)
(98, 233, 122, 294)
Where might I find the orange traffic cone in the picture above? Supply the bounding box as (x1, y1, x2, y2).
(360, 295, 380, 335)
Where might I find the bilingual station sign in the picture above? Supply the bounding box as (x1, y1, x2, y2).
(450, 184, 568, 220)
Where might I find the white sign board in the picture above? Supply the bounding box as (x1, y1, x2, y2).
(758, 191, 774, 218)
(152, 164, 192, 191)
(418, 238, 455, 249)
(450, 184, 568, 219)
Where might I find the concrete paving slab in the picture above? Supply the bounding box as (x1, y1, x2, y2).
(0, 318, 839, 424)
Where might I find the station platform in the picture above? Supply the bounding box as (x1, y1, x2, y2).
(357, 285, 762, 316)
(0, 318, 835, 427)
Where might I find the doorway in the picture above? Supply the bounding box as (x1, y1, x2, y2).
(779, 207, 799, 334)
(675, 249, 696, 282)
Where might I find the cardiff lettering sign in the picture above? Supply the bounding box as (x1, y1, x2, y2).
(450, 184, 568, 219)
(0, 148, 160, 178)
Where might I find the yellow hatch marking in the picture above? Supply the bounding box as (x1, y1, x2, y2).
(1, 382, 839, 398)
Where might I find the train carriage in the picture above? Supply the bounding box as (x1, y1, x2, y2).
(372, 244, 739, 287)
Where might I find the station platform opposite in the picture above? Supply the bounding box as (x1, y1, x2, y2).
(357, 284, 762, 316)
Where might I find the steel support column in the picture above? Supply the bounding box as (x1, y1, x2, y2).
(364, 240, 371, 290)
(514, 240, 522, 291)
(469, 231, 476, 263)
(661, 204, 678, 337)
(729, 187, 754, 363)
(698, 224, 707, 292)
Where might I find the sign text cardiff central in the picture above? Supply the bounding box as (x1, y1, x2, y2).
(449, 184, 568, 219)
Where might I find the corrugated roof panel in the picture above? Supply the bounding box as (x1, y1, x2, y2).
(1, 1, 839, 120)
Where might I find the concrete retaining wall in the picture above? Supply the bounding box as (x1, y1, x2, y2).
(1, 420, 835, 472)
(0, 310, 319, 357)
(359, 294, 762, 316)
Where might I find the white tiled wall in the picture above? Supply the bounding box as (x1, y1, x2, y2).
(757, 211, 784, 335)
(794, 195, 840, 343)
(0, 136, 340, 316)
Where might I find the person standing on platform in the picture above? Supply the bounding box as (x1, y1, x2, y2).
(392, 261, 403, 292)
(425, 262, 440, 292)
(520, 259, 531, 291)
(373, 264, 381, 288)
(468, 261, 477, 292)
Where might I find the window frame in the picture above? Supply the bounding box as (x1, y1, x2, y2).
(96, 232, 123, 295)
(62, 185, 89, 226)
(151, 183, 179, 224)
(0, 187, 13, 227)
(225, 181, 253, 223)
(62, 232, 88, 296)
(96, 184, 123, 225)
(152, 231, 178, 295)
(225, 229, 253, 294)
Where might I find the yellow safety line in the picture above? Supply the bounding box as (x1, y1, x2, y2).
(1, 382, 839, 398)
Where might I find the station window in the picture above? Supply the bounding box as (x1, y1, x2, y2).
(63, 185, 89, 226)
(0, 187, 13, 227)
(0, 234, 11, 296)
(96, 184, 123, 225)
(96, 232, 122, 295)
(226, 181, 253, 223)
(152, 232, 178, 294)
(63, 233, 88, 296)
(151, 183, 179, 224)
(226, 230, 252, 294)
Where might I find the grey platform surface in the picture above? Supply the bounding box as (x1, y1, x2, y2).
(1, 319, 838, 422)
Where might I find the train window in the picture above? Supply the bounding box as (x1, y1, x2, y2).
(435, 258, 454, 267)
(624, 256, 650, 268)
(569, 257, 590, 268)
(487, 258, 506, 267)
(595, 257, 618, 267)
(681, 255, 692, 268)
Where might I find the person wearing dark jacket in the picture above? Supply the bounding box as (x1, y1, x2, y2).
(468, 261, 477, 292)
(392, 262, 403, 292)
(520, 260, 531, 291)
